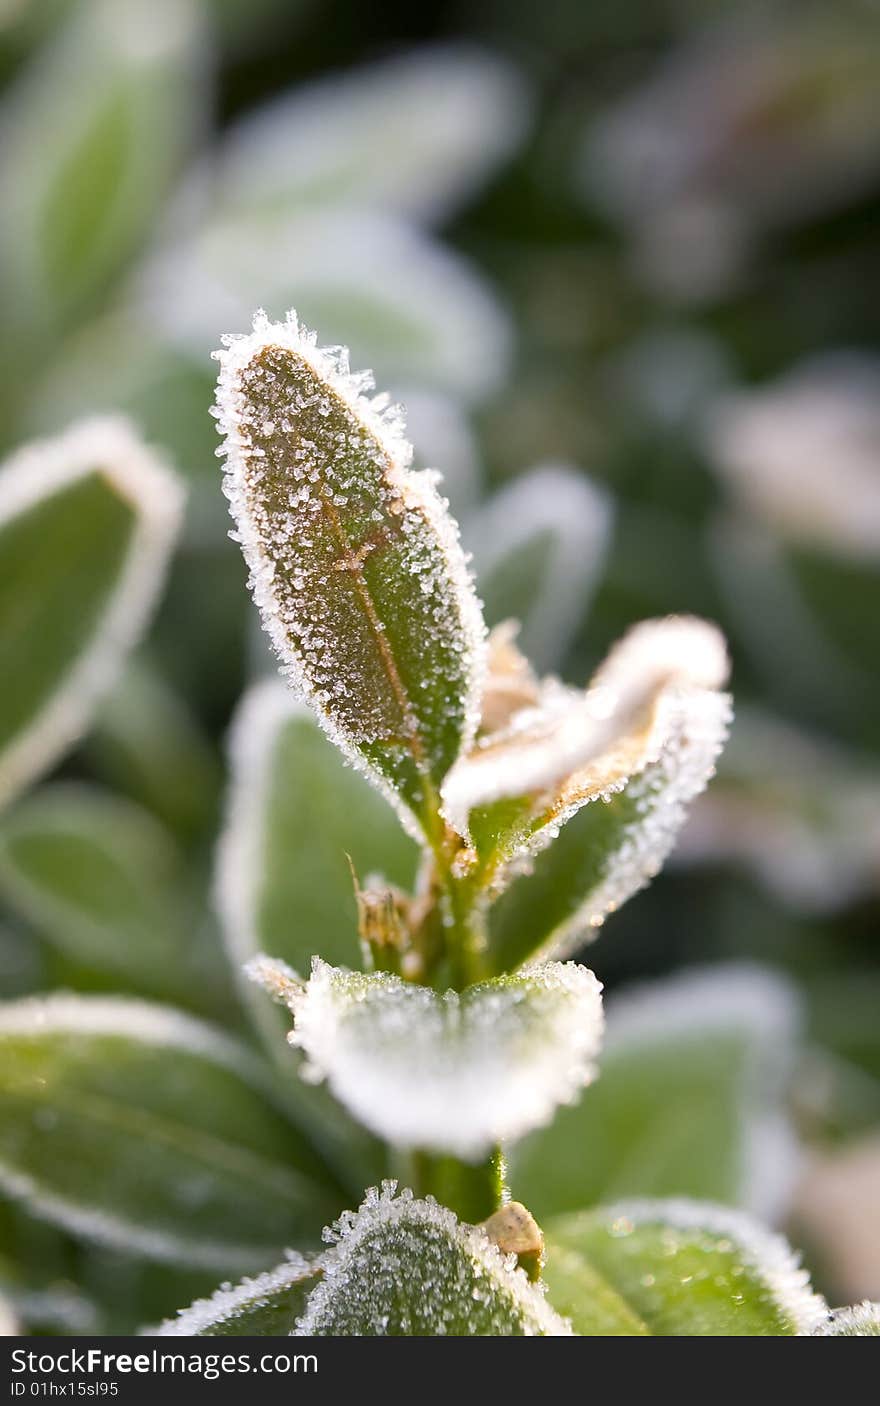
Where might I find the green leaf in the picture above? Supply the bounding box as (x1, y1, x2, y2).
(213, 47, 529, 224)
(293, 1184, 571, 1336)
(248, 956, 603, 1160)
(217, 680, 418, 978)
(0, 783, 208, 1006)
(543, 1200, 827, 1336)
(214, 311, 485, 840)
(511, 966, 799, 1220)
(0, 0, 206, 324)
(151, 1254, 321, 1336)
(0, 993, 342, 1269)
(87, 659, 222, 842)
(813, 1302, 880, 1336)
(468, 465, 612, 672)
(0, 418, 184, 812)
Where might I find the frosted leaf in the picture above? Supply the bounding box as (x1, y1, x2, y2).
(442, 617, 730, 956)
(467, 465, 613, 672)
(293, 1183, 572, 1336)
(543, 1199, 828, 1336)
(813, 1302, 880, 1337)
(0, 0, 206, 322)
(677, 706, 880, 914)
(214, 310, 486, 839)
(211, 46, 531, 224)
(0, 992, 340, 1267)
(704, 355, 880, 562)
(249, 956, 603, 1159)
(444, 615, 728, 836)
(148, 211, 512, 402)
(478, 623, 543, 736)
(149, 1253, 320, 1336)
(0, 417, 184, 811)
(512, 965, 801, 1222)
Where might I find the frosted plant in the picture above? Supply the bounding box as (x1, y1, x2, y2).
(1, 312, 871, 1338)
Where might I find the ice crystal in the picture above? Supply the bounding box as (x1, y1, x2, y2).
(293, 1183, 572, 1336)
(813, 1301, 880, 1336)
(249, 956, 603, 1159)
(0, 417, 183, 810)
(214, 310, 485, 838)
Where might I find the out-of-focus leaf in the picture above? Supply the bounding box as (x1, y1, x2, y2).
(543, 1200, 827, 1336)
(248, 955, 603, 1161)
(151, 1254, 320, 1336)
(214, 311, 485, 840)
(402, 388, 482, 521)
(0, 0, 207, 324)
(442, 618, 731, 966)
(292, 1184, 571, 1336)
(0, 418, 184, 811)
(217, 680, 418, 981)
(677, 706, 880, 914)
(211, 46, 530, 224)
(0, 993, 342, 1268)
(511, 966, 800, 1221)
(468, 465, 613, 672)
(704, 356, 880, 565)
(87, 659, 221, 841)
(0, 783, 206, 1005)
(149, 212, 513, 402)
(813, 1302, 880, 1336)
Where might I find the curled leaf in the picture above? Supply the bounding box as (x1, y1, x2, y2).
(0, 417, 184, 811)
(293, 1183, 571, 1336)
(247, 956, 603, 1160)
(214, 311, 485, 839)
(442, 617, 731, 962)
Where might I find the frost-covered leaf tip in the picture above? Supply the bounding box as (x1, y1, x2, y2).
(293, 1183, 571, 1336)
(248, 955, 603, 1160)
(213, 311, 485, 840)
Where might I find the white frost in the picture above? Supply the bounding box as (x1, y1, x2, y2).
(0, 416, 184, 810)
(213, 309, 486, 841)
(442, 615, 728, 836)
(148, 1252, 318, 1335)
(813, 1301, 880, 1337)
(293, 1182, 572, 1336)
(253, 956, 603, 1160)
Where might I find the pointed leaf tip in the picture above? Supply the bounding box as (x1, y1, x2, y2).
(294, 1183, 571, 1336)
(214, 312, 485, 840)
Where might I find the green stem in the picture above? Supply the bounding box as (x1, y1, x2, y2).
(396, 1147, 505, 1223)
